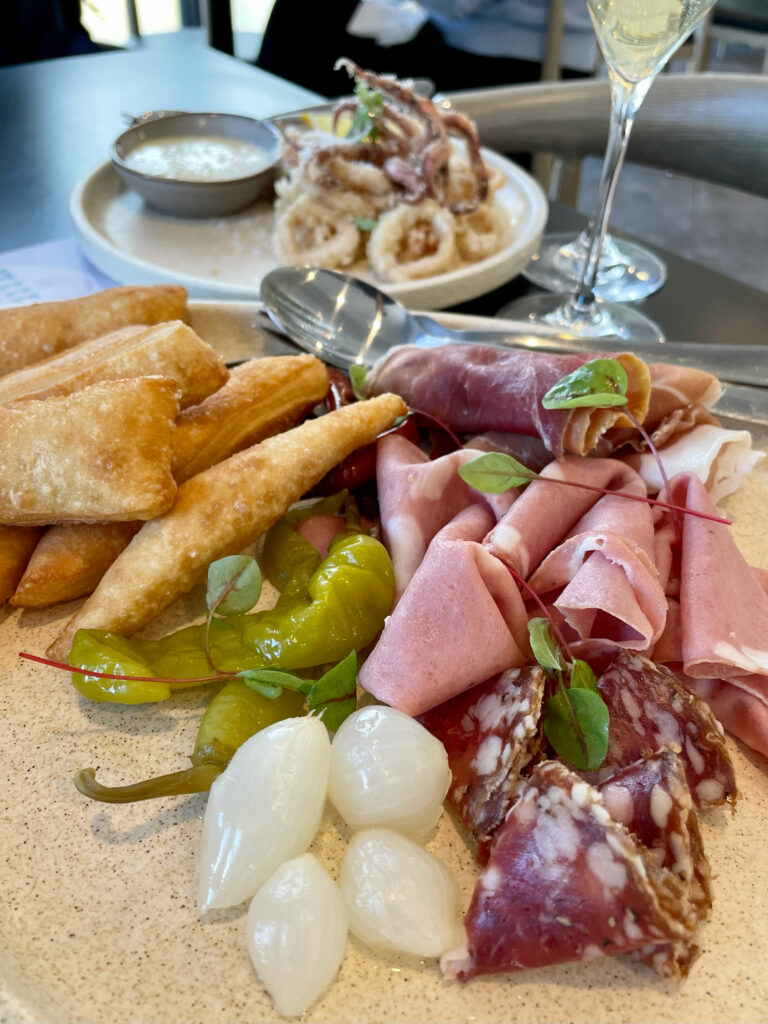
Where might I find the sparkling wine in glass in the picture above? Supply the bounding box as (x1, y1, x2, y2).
(503, 0, 719, 341)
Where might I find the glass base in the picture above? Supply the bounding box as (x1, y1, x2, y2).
(523, 230, 667, 302)
(499, 291, 665, 343)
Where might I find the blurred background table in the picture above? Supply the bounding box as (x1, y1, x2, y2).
(1, 34, 767, 346)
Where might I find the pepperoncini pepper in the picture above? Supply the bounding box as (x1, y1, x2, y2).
(69, 532, 394, 703)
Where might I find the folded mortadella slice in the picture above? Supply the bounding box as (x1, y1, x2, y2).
(527, 474, 666, 651)
(365, 344, 650, 456)
(484, 456, 644, 578)
(358, 504, 530, 716)
(376, 434, 516, 599)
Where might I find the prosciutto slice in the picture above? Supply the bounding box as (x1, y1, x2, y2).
(595, 651, 736, 808)
(376, 434, 516, 599)
(418, 666, 547, 853)
(365, 344, 651, 456)
(358, 504, 530, 715)
(442, 760, 699, 980)
(598, 747, 711, 979)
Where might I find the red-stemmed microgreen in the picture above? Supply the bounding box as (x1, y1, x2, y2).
(526, 616, 609, 773)
(458, 451, 730, 527)
(19, 650, 224, 686)
(541, 358, 681, 540)
(203, 554, 263, 673)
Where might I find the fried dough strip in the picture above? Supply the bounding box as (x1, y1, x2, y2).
(0, 377, 179, 526)
(0, 320, 226, 410)
(12, 356, 329, 608)
(48, 392, 406, 661)
(0, 285, 187, 376)
(0, 526, 45, 604)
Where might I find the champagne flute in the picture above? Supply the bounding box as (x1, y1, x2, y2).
(502, 0, 719, 340)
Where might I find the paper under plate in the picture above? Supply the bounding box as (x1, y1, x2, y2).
(1, 304, 767, 1024)
(69, 149, 547, 310)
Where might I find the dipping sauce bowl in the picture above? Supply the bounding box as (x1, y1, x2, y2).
(112, 112, 281, 217)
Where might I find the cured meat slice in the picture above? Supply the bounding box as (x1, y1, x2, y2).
(358, 504, 530, 716)
(622, 424, 763, 505)
(376, 434, 516, 600)
(442, 760, 698, 980)
(598, 747, 711, 979)
(527, 477, 666, 652)
(484, 456, 644, 579)
(681, 674, 768, 762)
(418, 666, 547, 853)
(596, 651, 736, 808)
(365, 344, 651, 456)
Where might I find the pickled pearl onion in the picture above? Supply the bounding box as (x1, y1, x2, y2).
(340, 828, 461, 957)
(328, 705, 451, 840)
(247, 854, 348, 1018)
(198, 716, 330, 913)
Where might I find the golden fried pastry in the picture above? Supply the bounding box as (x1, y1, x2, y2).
(12, 355, 329, 608)
(0, 284, 187, 375)
(0, 320, 226, 410)
(48, 392, 406, 660)
(0, 526, 45, 604)
(0, 377, 179, 526)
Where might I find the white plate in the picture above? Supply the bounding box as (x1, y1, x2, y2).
(1, 303, 767, 1024)
(69, 150, 548, 310)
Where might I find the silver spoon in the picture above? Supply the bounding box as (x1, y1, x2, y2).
(260, 267, 768, 388)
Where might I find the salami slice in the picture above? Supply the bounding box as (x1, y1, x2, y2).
(598, 746, 711, 979)
(442, 760, 699, 980)
(418, 666, 547, 855)
(595, 651, 736, 808)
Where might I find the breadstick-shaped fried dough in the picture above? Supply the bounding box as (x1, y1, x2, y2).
(0, 526, 45, 604)
(12, 355, 328, 608)
(48, 393, 406, 660)
(0, 285, 187, 375)
(0, 377, 179, 525)
(0, 320, 226, 409)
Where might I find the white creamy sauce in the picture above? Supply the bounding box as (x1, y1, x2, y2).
(125, 136, 272, 181)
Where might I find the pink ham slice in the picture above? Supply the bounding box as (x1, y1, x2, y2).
(598, 746, 711, 979)
(595, 651, 736, 808)
(376, 434, 516, 600)
(418, 665, 547, 854)
(358, 504, 530, 716)
(484, 456, 646, 578)
(442, 760, 699, 980)
(364, 344, 650, 456)
(527, 474, 666, 652)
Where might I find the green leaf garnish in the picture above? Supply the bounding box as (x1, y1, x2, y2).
(237, 667, 312, 698)
(206, 555, 262, 616)
(458, 452, 538, 493)
(544, 687, 610, 772)
(354, 216, 378, 233)
(349, 363, 367, 401)
(569, 658, 598, 692)
(307, 649, 357, 731)
(528, 618, 566, 672)
(542, 358, 629, 410)
(347, 82, 384, 142)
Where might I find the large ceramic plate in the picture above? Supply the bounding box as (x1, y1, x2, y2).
(1, 304, 767, 1024)
(68, 149, 547, 310)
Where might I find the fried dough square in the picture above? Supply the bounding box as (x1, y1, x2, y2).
(0, 377, 179, 525)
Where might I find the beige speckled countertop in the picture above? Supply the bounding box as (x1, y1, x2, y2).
(1, 306, 767, 1024)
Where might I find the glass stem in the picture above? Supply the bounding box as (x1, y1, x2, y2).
(571, 73, 653, 311)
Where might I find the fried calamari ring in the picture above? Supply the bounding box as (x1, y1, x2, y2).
(274, 195, 362, 269)
(455, 203, 512, 263)
(367, 200, 456, 282)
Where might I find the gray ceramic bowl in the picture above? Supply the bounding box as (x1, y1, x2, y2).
(111, 112, 280, 218)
